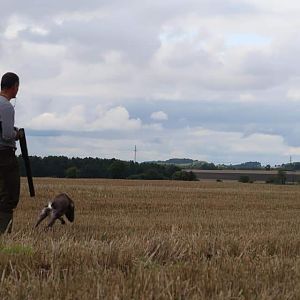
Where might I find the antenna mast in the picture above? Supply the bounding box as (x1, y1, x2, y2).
(134, 145, 137, 163)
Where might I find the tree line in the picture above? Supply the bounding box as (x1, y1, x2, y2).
(17, 156, 197, 181)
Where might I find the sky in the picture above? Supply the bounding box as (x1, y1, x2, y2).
(1, 0, 300, 165)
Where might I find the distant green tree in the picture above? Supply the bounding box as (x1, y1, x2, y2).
(65, 166, 79, 178)
(127, 174, 146, 180)
(172, 171, 197, 181)
(109, 160, 127, 179)
(164, 165, 181, 177)
(143, 168, 164, 180)
(239, 175, 250, 183)
(18, 155, 185, 180)
(293, 162, 300, 170)
(277, 170, 287, 185)
(237, 161, 262, 170)
(199, 162, 217, 170)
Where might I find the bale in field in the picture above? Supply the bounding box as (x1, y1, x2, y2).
(35, 193, 75, 228)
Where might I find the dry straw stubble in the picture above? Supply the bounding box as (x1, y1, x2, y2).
(0, 178, 300, 299)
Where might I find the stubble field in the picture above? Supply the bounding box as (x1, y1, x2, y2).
(1, 178, 300, 299)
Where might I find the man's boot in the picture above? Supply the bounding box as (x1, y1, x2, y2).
(0, 212, 13, 234)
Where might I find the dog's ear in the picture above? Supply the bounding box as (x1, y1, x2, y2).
(65, 201, 75, 222)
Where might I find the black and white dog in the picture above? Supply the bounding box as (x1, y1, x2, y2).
(35, 193, 75, 228)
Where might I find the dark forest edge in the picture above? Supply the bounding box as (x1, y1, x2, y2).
(17, 156, 197, 181)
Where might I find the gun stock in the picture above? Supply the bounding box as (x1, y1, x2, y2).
(19, 128, 35, 197)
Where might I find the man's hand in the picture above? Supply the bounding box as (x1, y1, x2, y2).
(15, 128, 24, 140)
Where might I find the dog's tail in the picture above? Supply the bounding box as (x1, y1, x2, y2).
(35, 206, 51, 227)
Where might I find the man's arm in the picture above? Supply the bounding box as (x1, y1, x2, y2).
(1, 105, 17, 141)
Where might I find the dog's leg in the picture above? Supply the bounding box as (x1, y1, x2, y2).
(35, 207, 51, 228)
(47, 211, 61, 228)
(59, 217, 66, 225)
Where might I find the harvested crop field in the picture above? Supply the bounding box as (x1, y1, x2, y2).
(190, 169, 300, 182)
(2, 178, 300, 299)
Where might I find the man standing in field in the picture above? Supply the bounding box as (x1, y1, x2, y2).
(0, 72, 23, 233)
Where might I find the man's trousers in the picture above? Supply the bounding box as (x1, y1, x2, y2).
(0, 150, 20, 233)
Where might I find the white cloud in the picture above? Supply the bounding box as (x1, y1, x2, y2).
(165, 127, 297, 164)
(3, 0, 300, 164)
(27, 105, 142, 131)
(287, 88, 300, 101)
(1, 1, 297, 100)
(22, 125, 300, 165)
(89, 106, 142, 131)
(150, 111, 168, 121)
(3, 15, 27, 39)
(239, 93, 256, 102)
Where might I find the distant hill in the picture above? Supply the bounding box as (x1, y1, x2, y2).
(146, 158, 195, 165)
(165, 158, 194, 164)
(146, 158, 208, 167)
(145, 159, 264, 170)
(232, 161, 262, 169)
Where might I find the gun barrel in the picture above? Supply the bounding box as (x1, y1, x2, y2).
(19, 128, 35, 197)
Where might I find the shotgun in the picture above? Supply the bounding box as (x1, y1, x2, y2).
(19, 128, 35, 197)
